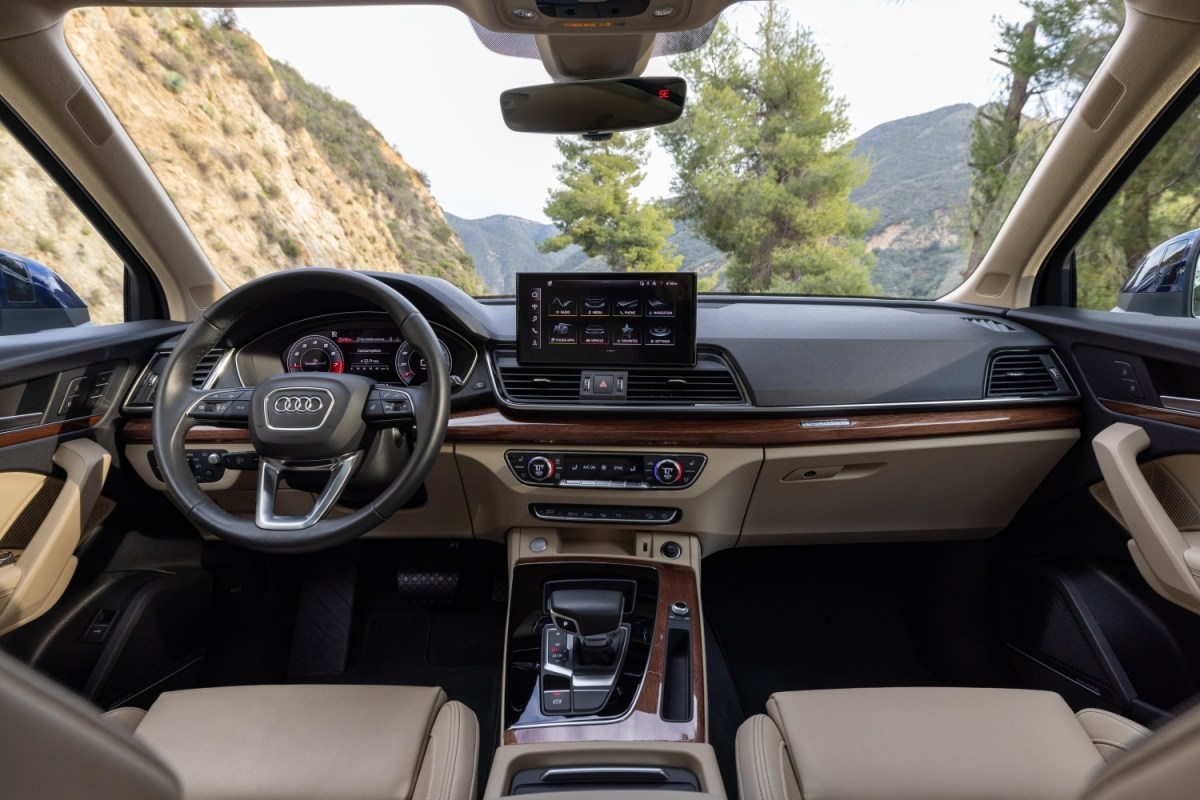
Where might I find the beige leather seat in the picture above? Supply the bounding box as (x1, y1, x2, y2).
(0, 649, 478, 800)
(736, 686, 1200, 800)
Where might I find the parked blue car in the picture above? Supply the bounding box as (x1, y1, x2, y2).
(0, 248, 90, 334)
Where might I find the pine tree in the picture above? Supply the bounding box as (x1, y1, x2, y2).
(540, 132, 681, 273)
(659, 0, 876, 295)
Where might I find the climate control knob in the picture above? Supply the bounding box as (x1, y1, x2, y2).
(527, 456, 555, 482)
(652, 459, 683, 485)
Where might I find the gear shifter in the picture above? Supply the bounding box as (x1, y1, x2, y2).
(541, 588, 630, 717)
(548, 589, 624, 647)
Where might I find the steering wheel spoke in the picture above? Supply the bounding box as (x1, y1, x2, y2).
(255, 452, 362, 531)
(363, 385, 417, 425)
(188, 387, 253, 423)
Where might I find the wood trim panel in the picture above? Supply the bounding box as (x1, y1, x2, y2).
(1102, 399, 1200, 431)
(121, 404, 1081, 447)
(121, 418, 250, 444)
(504, 558, 704, 745)
(448, 405, 1080, 447)
(0, 416, 100, 449)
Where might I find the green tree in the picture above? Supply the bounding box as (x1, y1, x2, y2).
(659, 1, 876, 295)
(966, 1, 1127, 283)
(540, 132, 681, 273)
(972, 0, 1200, 309)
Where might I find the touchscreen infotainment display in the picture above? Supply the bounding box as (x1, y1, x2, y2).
(517, 272, 697, 366)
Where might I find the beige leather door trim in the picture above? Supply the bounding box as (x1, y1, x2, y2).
(0, 438, 111, 635)
(0, 472, 49, 540)
(1093, 422, 1200, 614)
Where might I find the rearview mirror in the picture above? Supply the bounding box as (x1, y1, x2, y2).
(499, 77, 686, 136)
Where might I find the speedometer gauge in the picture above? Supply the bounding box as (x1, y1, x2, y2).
(394, 340, 452, 386)
(286, 335, 345, 373)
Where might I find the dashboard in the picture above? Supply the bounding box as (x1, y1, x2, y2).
(120, 272, 1085, 552)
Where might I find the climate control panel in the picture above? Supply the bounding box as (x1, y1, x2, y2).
(505, 451, 706, 489)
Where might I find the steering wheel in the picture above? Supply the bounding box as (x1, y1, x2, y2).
(151, 269, 450, 553)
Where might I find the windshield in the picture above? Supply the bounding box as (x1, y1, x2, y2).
(57, 2, 1116, 302)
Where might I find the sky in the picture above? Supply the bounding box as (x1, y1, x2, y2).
(237, 0, 1029, 223)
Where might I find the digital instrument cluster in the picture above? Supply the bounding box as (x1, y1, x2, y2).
(282, 328, 453, 386)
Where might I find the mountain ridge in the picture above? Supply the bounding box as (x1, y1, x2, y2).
(0, 7, 482, 322)
(450, 103, 975, 297)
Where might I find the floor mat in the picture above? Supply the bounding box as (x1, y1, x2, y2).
(703, 545, 942, 718)
(298, 541, 509, 793)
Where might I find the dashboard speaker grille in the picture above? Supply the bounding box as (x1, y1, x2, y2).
(963, 317, 1017, 333)
(986, 352, 1072, 398)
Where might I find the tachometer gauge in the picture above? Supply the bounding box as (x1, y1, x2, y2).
(285, 335, 345, 373)
(394, 339, 452, 386)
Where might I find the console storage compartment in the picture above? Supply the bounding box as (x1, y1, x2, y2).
(484, 742, 726, 798)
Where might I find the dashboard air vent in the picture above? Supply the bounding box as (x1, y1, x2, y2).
(986, 352, 1072, 397)
(493, 350, 747, 407)
(626, 366, 745, 405)
(496, 364, 583, 403)
(191, 348, 227, 388)
(125, 348, 228, 411)
(964, 317, 1018, 333)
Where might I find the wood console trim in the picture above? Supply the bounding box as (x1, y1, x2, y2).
(0, 415, 100, 448)
(448, 405, 1080, 447)
(121, 418, 251, 444)
(1103, 399, 1200, 431)
(504, 557, 704, 745)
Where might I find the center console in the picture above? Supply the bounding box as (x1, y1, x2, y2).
(484, 273, 725, 797)
(485, 529, 723, 798)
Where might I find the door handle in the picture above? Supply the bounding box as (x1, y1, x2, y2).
(1093, 422, 1200, 614)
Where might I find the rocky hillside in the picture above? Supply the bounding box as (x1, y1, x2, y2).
(451, 104, 974, 298)
(0, 8, 480, 324)
(851, 103, 974, 298)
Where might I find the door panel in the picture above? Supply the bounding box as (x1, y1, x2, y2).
(1010, 307, 1200, 611)
(0, 439, 109, 635)
(0, 320, 183, 633)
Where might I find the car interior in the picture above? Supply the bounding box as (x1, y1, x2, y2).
(4, 0, 1200, 799)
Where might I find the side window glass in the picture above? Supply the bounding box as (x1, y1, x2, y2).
(1074, 91, 1200, 318)
(0, 126, 124, 332)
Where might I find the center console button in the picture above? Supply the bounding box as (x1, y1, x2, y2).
(542, 689, 571, 714)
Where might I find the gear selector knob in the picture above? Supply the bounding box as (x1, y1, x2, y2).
(548, 589, 624, 646)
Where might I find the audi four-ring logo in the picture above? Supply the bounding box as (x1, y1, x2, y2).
(273, 395, 324, 413)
